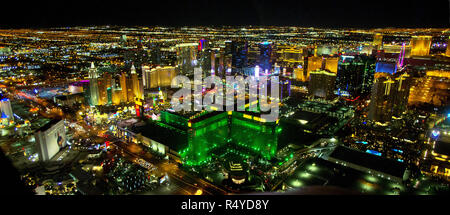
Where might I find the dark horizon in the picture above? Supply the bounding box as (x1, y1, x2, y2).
(1, 0, 449, 29)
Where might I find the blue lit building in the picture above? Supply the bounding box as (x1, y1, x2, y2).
(224, 41, 248, 74)
(258, 42, 272, 73)
(375, 62, 397, 74)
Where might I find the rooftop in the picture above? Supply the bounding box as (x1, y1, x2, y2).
(131, 121, 188, 152)
(328, 146, 407, 179)
(35, 118, 63, 133)
(434, 136, 450, 156)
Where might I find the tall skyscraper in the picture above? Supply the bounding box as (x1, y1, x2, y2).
(111, 79, 122, 106)
(149, 43, 162, 65)
(198, 39, 207, 51)
(107, 87, 112, 105)
(368, 72, 412, 122)
(410, 36, 432, 56)
(98, 72, 112, 105)
(120, 72, 128, 103)
(199, 48, 213, 76)
(126, 77, 134, 102)
(292, 66, 306, 82)
(98, 77, 107, 105)
(307, 56, 338, 81)
(231, 41, 248, 71)
(308, 70, 336, 100)
(391, 73, 412, 116)
(324, 57, 338, 74)
(142, 65, 151, 89)
(210, 49, 216, 76)
(368, 75, 395, 122)
(88, 62, 99, 106)
(279, 46, 304, 80)
(219, 43, 233, 76)
(258, 42, 272, 73)
(336, 55, 376, 96)
(130, 64, 143, 101)
(373, 33, 383, 48)
(306, 56, 323, 80)
(176, 43, 198, 75)
(224, 40, 249, 74)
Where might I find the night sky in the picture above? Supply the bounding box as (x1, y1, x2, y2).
(1, 0, 449, 28)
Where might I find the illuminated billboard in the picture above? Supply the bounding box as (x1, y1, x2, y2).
(35, 119, 66, 162)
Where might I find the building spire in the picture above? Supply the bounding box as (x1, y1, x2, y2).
(89, 62, 98, 79)
(131, 63, 136, 74)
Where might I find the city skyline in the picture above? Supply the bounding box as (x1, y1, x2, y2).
(0, 1, 449, 200)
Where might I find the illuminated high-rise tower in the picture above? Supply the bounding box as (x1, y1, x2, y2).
(368, 72, 412, 122)
(258, 42, 272, 73)
(199, 48, 213, 76)
(368, 76, 395, 122)
(227, 41, 248, 73)
(126, 77, 134, 103)
(391, 73, 411, 116)
(410, 36, 432, 56)
(336, 55, 376, 96)
(130, 64, 143, 101)
(119, 72, 128, 103)
(324, 57, 338, 74)
(105, 73, 113, 105)
(373, 33, 383, 48)
(308, 70, 336, 100)
(176, 43, 198, 75)
(149, 43, 162, 65)
(88, 62, 99, 106)
(306, 56, 338, 81)
(142, 65, 151, 89)
(210, 49, 216, 76)
(111, 78, 122, 105)
(98, 72, 112, 105)
(306, 56, 323, 80)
